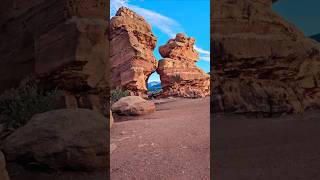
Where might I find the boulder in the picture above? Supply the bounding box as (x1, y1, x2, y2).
(157, 33, 210, 98)
(1, 109, 108, 172)
(110, 7, 158, 96)
(111, 96, 155, 116)
(212, 0, 320, 115)
(159, 33, 199, 62)
(0, 151, 9, 180)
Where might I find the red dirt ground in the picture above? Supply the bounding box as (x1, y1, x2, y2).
(212, 111, 320, 180)
(110, 97, 210, 180)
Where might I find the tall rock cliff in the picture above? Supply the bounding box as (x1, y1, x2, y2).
(110, 7, 158, 96)
(157, 33, 210, 98)
(212, 0, 320, 115)
(0, 0, 109, 113)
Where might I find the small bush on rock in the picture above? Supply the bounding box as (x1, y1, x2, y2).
(0, 76, 62, 129)
(111, 88, 130, 103)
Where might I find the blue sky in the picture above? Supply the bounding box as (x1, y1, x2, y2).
(111, 0, 210, 82)
(273, 1, 320, 36)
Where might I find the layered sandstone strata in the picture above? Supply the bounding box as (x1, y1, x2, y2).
(110, 7, 158, 96)
(0, 0, 109, 113)
(157, 33, 210, 98)
(212, 0, 320, 115)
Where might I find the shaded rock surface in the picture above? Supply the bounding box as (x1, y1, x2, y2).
(111, 96, 155, 116)
(110, 7, 157, 96)
(0, 151, 9, 180)
(1, 109, 108, 172)
(0, 0, 109, 115)
(212, 0, 320, 115)
(157, 33, 210, 98)
(0, 1, 110, 179)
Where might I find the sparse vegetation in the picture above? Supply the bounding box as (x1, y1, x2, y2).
(0, 76, 62, 129)
(111, 88, 130, 103)
(148, 89, 163, 99)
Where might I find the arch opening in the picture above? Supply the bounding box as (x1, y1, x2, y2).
(146, 71, 162, 96)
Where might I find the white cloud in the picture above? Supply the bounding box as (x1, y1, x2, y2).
(194, 46, 210, 55)
(195, 46, 211, 62)
(199, 56, 210, 62)
(110, 0, 128, 16)
(110, 0, 210, 62)
(128, 5, 182, 38)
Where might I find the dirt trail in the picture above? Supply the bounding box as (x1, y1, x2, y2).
(213, 112, 320, 180)
(110, 97, 210, 180)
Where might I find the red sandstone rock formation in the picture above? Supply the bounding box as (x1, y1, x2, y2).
(0, 0, 109, 113)
(110, 7, 158, 96)
(157, 33, 210, 98)
(212, 0, 320, 115)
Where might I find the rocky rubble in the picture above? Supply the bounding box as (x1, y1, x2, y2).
(212, 0, 320, 115)
(157, 33, 210, 98)
(110, 7, 158, 96)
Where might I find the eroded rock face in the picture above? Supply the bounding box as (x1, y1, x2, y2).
(212, 0, 320, 115)
(2, 109, 108, 172)
(0, 0, 109, 115)
(157, 33, 210, 98)
(110, 7, 158, 96)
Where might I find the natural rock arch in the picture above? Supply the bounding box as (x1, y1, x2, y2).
(110, 8, 209, 98)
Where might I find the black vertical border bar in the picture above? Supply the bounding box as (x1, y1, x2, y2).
(210, 0, 214, 179)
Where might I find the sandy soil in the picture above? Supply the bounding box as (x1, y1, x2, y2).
(212, 111, 320, 180)
(110, 97, 210, 180)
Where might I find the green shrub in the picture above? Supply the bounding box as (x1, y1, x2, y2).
(111, 88, 129, 103)
(0, 76, 62, 129)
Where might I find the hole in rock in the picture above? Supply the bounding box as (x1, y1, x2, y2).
(146, 71, 162, 98)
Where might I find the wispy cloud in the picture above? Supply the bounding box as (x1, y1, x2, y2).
(110, 0, 128, 15)
(128, 5, 183, 38)
(194, 46, 210, 55)
(110, 0, 210, 62)
(199, 56, 210, 62)
(194, 46, 210, 62)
